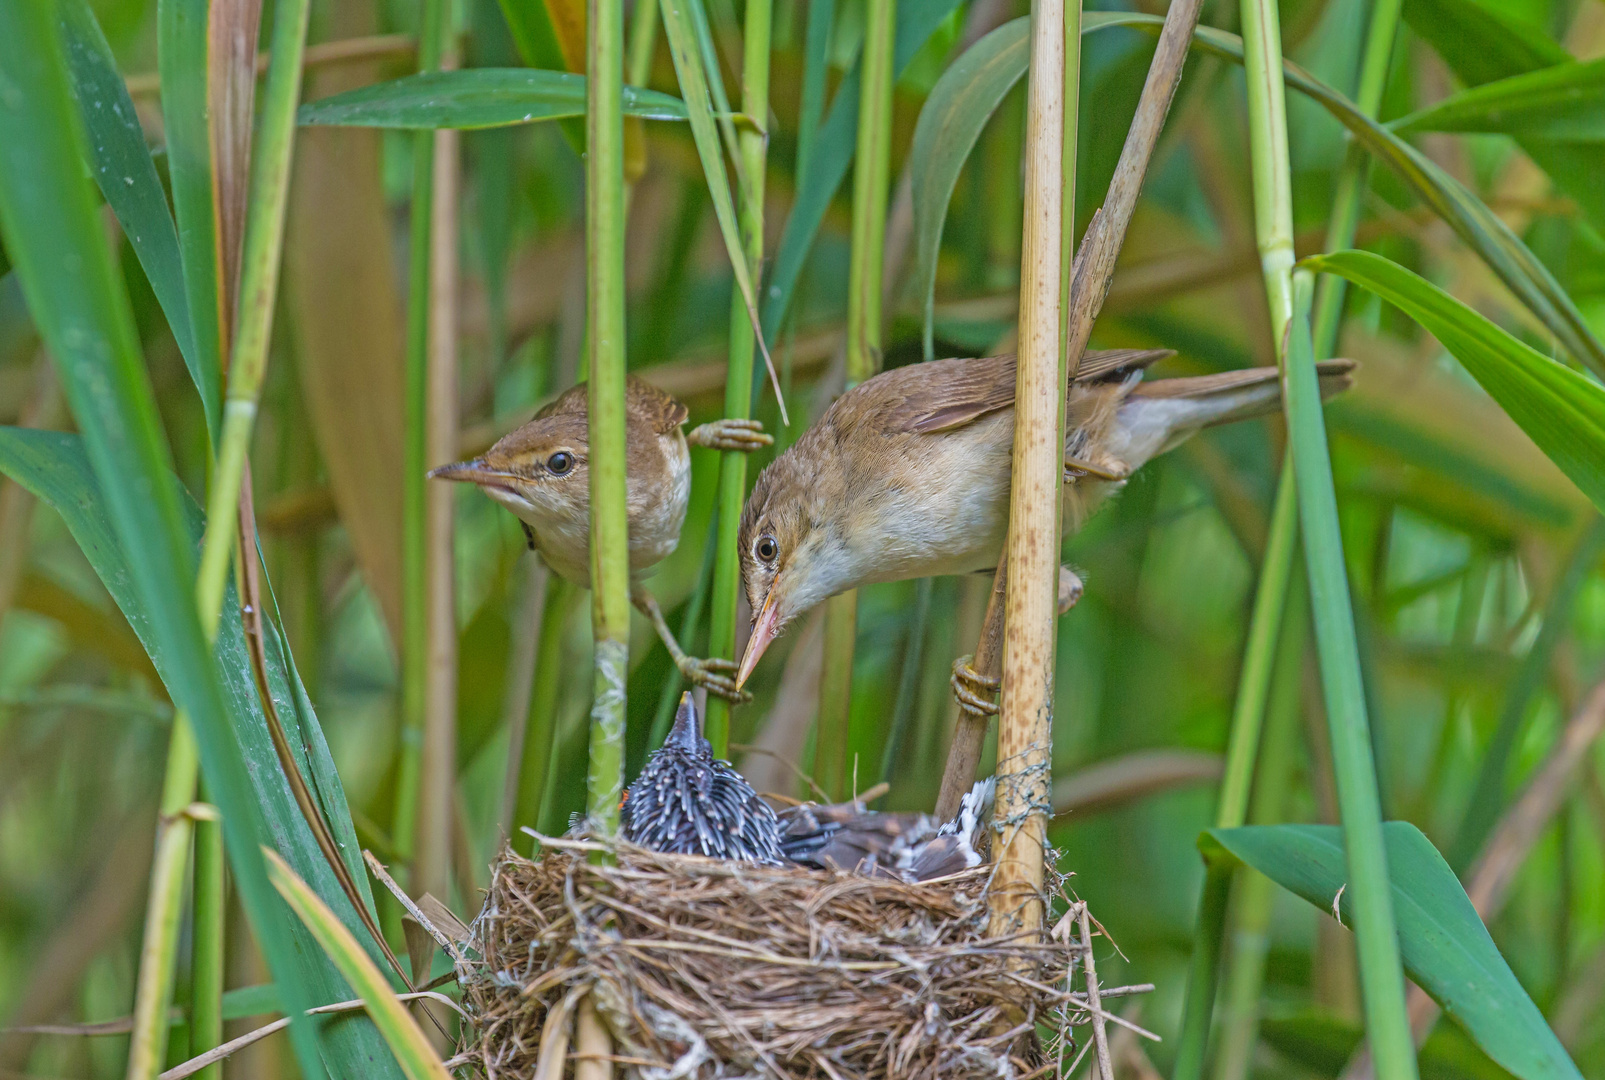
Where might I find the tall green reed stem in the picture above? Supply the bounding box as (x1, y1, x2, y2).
(1173, 0, 1405, 1068)
(1241, 0, 1416, 1072)
(1172, 472, 1297, 1080)
(125, 0, 311, 1073)
(813, 0, 894, 793)
(395, 0, 449, 865)
(585, 0, 631, 844)
(1213, 578, 1307, 1080)
(189, 788, 225, 1080)
(705, 0, 774, 757)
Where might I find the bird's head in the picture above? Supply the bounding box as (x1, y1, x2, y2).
(735, 454, 855, 688)
(428, 393, 590, 528)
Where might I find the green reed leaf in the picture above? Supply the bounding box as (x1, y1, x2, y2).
(299, 68, 688, 129)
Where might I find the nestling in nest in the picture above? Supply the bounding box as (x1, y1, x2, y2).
(451, 694, 1147, 1079)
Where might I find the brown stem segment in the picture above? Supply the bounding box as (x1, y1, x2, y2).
(935, 564, 1007, 818)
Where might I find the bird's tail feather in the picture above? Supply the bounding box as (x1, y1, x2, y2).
(1129, 358, 1354, 430)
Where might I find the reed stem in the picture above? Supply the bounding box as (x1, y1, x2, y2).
(1240, 0, 1416, 1071)
(585, 0, 631, 843)
(395, 0, 449, 866)
(988, 0, 1065, 941)
(189, 791, 225, 1080)
(812, 0, 894, 785)
(1174, 3, 1406, 1071)
(705, 0, 774, 756)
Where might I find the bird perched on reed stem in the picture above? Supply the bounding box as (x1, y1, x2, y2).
(735, 350, 1355, 693)
(621, 692, 783, 862)
(431, 378, 770, 701)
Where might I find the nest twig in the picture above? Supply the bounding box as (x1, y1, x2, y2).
(453, 837, 1149, 1079)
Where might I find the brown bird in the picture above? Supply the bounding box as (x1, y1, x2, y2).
(735, 350, 1355, 689)
(431, 377, 770, 701)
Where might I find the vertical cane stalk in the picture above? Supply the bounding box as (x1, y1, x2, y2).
(395, 0, 449, 866)
(704, 0, 774, 756)
(415, 26, 461, 913)
(1240, 0, 1417, 1072)
(189, 790, 225, 1080)
(585, 0, 631, 849)
(812, 0, 894, 788)
(988, 0, 1064, 942)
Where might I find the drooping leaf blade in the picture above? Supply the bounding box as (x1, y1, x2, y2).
(1393, 57, 1605, 141)
(0, 8, 330, 1076)
(265, 851, 451, 1080)
(1304, 250, 1605, 517)
(0, 428, 403, 1079)
(909, 17, 1029, 359)
(58, 0, 215, 427)
(298, 68, 688, 129)
(1208, 822, 1581, 1080)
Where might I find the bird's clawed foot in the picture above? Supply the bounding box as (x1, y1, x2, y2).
(951, 654, 1000, 716)
(678, 655, 753, 704)
(688, 418, 774, 452)
(1064, 453, 1129, 483)
(1059, 565, 1084, 615)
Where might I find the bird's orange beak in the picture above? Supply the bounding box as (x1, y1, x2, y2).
(736, 591, 782, 690)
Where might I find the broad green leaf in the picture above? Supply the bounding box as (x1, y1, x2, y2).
(298, 68, 688, 129)
(157, 0, 225, 444)
(1394, 58, 1605, 141)
(1304, 250, 1605, 518)
(58, 0, 214, 427)
(1209, 822, 1582, 1080)
(0, 428, 402, 1079)
(0, 8, 329, 1076)
(497, 0, 570, 71)
(909, 17, 1029, 360)
(266, 851, 451, 1080)
(759, 0, 966, 340)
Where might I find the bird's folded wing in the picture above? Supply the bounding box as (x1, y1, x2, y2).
(897, 348, 1173, 434)
(626, 375, 691, 434)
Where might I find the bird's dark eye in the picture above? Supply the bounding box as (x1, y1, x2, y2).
(546, 451, 575, 475)
(755, 535, 778, 563)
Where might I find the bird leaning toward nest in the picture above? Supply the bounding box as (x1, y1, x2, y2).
(431, 377, 769, 702)
(621, 693, 785, 864)
(734, 349, 1357, 706)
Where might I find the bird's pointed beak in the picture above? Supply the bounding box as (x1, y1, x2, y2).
(428, 458, 504, 485)
(664, 691, 702, 751)
(736, 592, 782, 690)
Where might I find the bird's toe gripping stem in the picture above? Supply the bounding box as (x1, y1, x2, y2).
(688, 418, 774, 453)
(951, 654, 1000, 716)
(679, 655, 753, 704)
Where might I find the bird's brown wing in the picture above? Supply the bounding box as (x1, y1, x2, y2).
(895, 348, 1173, 434)
(626, 375, 691, 434)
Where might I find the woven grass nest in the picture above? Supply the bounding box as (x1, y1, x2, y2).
(453, 835, 1138, 1080)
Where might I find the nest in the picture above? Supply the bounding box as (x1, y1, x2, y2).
(453, 836, 1139, 1080)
